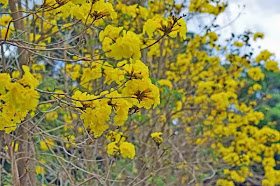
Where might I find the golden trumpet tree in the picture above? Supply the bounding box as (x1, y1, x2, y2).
(0, 0, 279, 185)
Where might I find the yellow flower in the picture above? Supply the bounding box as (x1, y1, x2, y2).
(110, 30, 141, 60)
(103, 62, 125, 85)
(78, 127, 83, 134)
(18, 65, 39, 88)
(99, 25, 123, 42)
(120, 59, 150, 80)
(80, 64, 102, 88)
(263, 158, 276, 167)
(176, 18, 187, 40)
(256, 50, 273, 63)
(138, 6, 148, 19)
(0, 66, 39, 134)
(1, 27, 12, 39)
(0, 15, 12, 26)
(248, 67, 265, 81)
(216, 179, 234, 186)
(107, 135, 135, 159)
(40, 138, 55, 151)
(158, 79, 173, 89)
(107, 142, 120, 156)
(92, 0, 117, 19)
(66, 64, 81, 81)
(32, 63, 45, 72)
(35, 166, 46, 175)
(120, 142, 135, 159)
(151, 132, 163, 145)
(252, 84, 262, 91)
(143, 19, 157, 38)
(106, 131, 124, 142)
(11, 71, 20, 79)
(210, 92, 229, 110)
(122, 78, 160, 109)
(265, 61, 279, 72)
(189, 0, 226, 15)
(100, 26, 141, 60)
(106, 92, 131, 126)
(5, 141, 18, 152)
(262, 179, 275, 186)
(234, 41, 244, 47)
(72, 90, 96, 108)
(0, 0, 8, 8)
(71, 0, 116, 20)
(63, 135, 76, 148)
(116, 3, 138, 18)
(254, 32, 264, 40)
(0, 73, 11, 94)
(4, 82, 39, 111)
(45, 112, 58, 121)
(80, 107, 110, 138)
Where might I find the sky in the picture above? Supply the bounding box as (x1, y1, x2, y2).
(187, 0, 280, 60)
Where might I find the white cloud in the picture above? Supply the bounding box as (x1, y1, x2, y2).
(187, 0, 280, 60)
(220, 0, 280, 59)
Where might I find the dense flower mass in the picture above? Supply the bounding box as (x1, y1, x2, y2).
(1, 0, 280, 185)
(0, 66, 39, 133)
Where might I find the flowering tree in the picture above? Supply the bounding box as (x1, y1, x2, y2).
(0, 0, 280, 185)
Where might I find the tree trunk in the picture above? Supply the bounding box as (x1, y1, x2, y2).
(8, 0, 37, 185)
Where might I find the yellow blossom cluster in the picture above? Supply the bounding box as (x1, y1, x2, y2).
(0, 66, 39, 133)
(189, 0, 227, 15)
(156, 28, 280, 185)
(106, 131, 135, 159)
(151, 132, 163, 145)
(0, 15, 13, 39)
(100, 26, 142, 60)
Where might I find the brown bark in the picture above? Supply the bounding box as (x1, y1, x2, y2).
(4, 134, 20, 186)
(8, 0, 37, 185)
(9, 0, 29, 66)
(16, 126, 37, 186)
